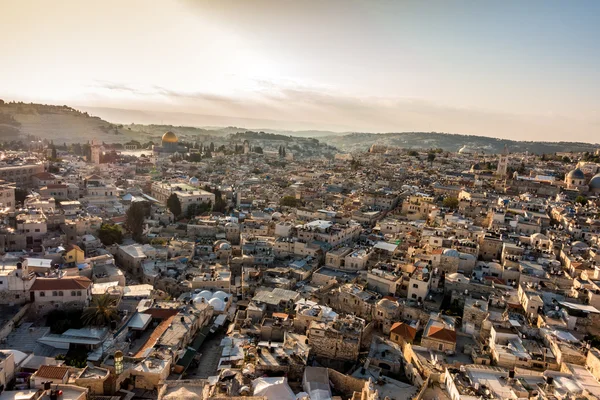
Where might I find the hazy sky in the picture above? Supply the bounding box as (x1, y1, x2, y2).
(1, 0, 599, 141)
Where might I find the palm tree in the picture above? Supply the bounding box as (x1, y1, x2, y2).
(82, 294, 118, 327)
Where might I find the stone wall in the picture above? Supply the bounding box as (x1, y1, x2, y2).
(586, 349, 600, 381)
(327, 368, 366, 396)
(0, 303, 30, 341)
(308, 329, 360, 362)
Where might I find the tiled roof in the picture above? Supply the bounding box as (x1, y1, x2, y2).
(390, 322, 417, 341)
(31, 277, 92, 291)
(35, 365, 69, 379)
(426, 326, 456, 343)
(143, 308, 179, 320)
(32, 172, 56, 180)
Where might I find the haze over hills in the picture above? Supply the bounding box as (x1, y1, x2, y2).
(76, 106, 352, 135)
(0, 101, 598, 154)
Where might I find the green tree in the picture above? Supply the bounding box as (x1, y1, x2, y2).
(51, 144, 57, 159)
(427, 152, 436, 166)
(254, 146, 263, 154)
(98, 223, 123, 245)
(15, 188, 29, 206)
(82, 294, 118, 326)
(575, 195, 588, 206)
(443, 196, 459, 209)
(167, 193, 182, 217)
(280, 196, 299, 207)
(125, 202, 148, 241)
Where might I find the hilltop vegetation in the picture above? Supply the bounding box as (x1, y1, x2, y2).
(0, 101, 138, 144)
(322, 131, 599, 154)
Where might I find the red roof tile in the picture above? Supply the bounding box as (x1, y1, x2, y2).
(31, 276, 92, 291)
(34, 365, 69, 380)
(426, 326, 456, 343)
(143, 308, 179, 320)
(390, 322, 417, 341)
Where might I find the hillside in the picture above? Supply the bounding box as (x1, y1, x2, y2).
(323, 131, 600, 154)
(0, 101, 143, 144)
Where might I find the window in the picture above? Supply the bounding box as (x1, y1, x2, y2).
(411, 294, 417, 299)
(0, 279, 3, 285)
(77, 291, 82, 296)
(413, 283, 419, 288)
(439, 343, 443, 351)
(52, 291, 58, 296)
(40, 292, 45, 297)
(58, 291, 64, 296)
(71, 291, 76, 296)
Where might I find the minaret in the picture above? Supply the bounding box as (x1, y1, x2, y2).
(91, 139, 101, 164)
(497, 145, 509, 177)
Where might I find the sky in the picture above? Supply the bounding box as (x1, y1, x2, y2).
(1, 0, 599, 141)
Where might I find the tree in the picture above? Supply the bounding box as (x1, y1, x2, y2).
(280, 196, 299, 207)
(167, 193, 182, 217)
(15, 188, 28, 206)
(51, 144, 57, 159)
(254, 146, 263, 154)
(209, 142, 215, 152)
(125, 202, 148, 241)
(575, 195, 588, 206)
(427, 152, 436, 166)
(98, 223, 123, 245)
(443, 196, 459, 209)
(82, 294, 118, 326)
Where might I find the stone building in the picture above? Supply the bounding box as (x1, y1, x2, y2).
(308, 315, 364, 362)
(462, 297, 489, 335)
(421, 314, 457, 353)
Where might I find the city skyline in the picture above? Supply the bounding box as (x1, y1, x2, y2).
(1, 0, 599, 141)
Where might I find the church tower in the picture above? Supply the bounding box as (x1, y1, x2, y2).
(496, 145, 509, 177)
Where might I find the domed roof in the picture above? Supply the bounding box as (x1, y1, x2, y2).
(189, 177, 199, 185)
(162, 131, 178, 143)
(566, 168, 585, 180)
(212, 291, 229, 301)
(193, 290, 213, 302)
(208, 297, 225, 312)
(589, 173, 600, 189)
(443, 248, 460, 257)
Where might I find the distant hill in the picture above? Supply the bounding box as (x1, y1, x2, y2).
(0, 101, 597, 154)
(323, 131, 600, 154)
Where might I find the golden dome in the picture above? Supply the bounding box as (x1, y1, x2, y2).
(162, 131, 178, 143)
